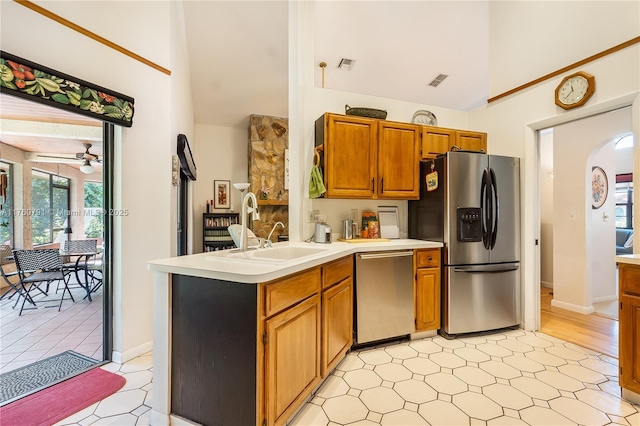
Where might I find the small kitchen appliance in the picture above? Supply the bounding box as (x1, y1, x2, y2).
(314, 222, 332, 243)
(342, 219, 354, 240)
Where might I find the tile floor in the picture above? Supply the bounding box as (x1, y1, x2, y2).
(0, 282, 103, 374)
(289, 330, 640, 426)
(50, 329, 639, 426)
(54, 351, 153, 426)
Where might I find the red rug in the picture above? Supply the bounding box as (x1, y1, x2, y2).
(0, 367, 126, 426)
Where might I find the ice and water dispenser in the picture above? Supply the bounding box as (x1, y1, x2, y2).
(456, 207, 482, 242)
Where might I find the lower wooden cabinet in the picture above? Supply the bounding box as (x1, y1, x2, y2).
(265, 295, 321, 426)
(414, 248, 441, 331)
(260, 255, 354, 426)
(619, 262, 640, 395)
(322, 277, 353, 377)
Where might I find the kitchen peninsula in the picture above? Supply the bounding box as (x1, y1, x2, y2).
(148, 239, 442, 426)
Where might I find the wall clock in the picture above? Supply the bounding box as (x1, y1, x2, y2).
(555, 71, 595, 110)
(592, 166, 608, 209)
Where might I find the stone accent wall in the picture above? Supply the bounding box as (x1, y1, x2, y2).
(248, 115, 289, 241)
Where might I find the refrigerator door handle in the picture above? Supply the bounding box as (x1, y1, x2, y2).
(489, 167, 499, 249)
(453, 263, 519, 273)
(481, 168, 491, 249)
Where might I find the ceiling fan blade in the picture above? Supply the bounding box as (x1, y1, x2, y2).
(37, 154, 79, 161)
(76, 152, 99, 161)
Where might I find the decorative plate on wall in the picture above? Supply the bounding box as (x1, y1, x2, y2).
(411, 110, 437, 126)
(592, 166, 608, 209)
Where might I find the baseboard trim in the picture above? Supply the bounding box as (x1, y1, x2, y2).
(551, 299, 595, 315)
(111, 340, 153, 364)
(622, 388, 640, 406)
(592, 295, 617, 303)
(540, 281, 553, 289)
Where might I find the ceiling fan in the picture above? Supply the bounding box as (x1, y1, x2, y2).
(32, 143, 101, 174)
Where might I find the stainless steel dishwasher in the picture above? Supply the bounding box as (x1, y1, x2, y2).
(355, 250, 414, 344)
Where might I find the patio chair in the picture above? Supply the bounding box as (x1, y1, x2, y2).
(62, 239, 100, 299)
(12, 249, 74, 315)
(0, 245, 21, 301)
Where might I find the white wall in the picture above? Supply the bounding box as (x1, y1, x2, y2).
(539, 130, 553, 287)
(552, 109, 628, 313)
(616, 144, 634, 174)
(488, 1, 639, 97)
(1, 0, 193, 361)
(591, 142, 617, 303)
(192, 123, 248, 253)
(473, 2, 639, 329)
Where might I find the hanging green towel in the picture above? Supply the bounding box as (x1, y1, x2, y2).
(309, 165, 326, 199)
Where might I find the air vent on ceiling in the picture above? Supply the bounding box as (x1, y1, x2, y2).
(338, 58, 355, 70)
(429, 74, 449, 87)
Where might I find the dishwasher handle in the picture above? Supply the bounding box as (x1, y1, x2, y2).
(358, 250, 414, 260)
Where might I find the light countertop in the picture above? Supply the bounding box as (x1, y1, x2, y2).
(616, 254, 640, 266)
(148, 239, 442, 283)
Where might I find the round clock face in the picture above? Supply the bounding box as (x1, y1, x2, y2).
(558, 75, 589, 105)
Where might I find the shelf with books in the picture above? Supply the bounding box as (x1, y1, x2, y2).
(203, 213, 239, 252)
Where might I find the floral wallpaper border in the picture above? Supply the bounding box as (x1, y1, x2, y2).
(0, 51, 134, 127)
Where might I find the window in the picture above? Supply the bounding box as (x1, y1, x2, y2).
(0, 162, 13, 246)
(84, 181, 104, 239)
(31, 170, 70, 245)
(615, 182, 633, 229)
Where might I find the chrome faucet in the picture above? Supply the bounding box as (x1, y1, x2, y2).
(239, 191, 260, 251)
(265, 222, 285, 247)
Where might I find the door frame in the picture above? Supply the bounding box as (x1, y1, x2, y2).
(524, 92, 640, 331)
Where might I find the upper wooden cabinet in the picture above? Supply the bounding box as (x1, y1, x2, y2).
(315, 113, 420, 200)
(420, 126, 487, 159)
(420, 126, 455, 159)
(455, 130, 487, 152)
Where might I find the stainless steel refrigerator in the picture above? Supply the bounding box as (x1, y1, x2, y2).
(409, 151, 521, 337)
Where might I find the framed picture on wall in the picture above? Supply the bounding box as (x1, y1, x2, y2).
(214, 180, 230, 209)
(592, 166, 608, 209)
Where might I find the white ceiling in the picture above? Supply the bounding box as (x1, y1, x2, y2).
(0, 93, 103, 171)
(183, 1, 489, 127)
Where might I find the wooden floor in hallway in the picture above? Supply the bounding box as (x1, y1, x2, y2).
(540, 286, 619, 359)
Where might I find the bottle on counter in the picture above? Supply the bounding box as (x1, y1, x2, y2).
(206, 200, 210, 213)
(368, 213, 379, 239)
(361, 212, 370, 239)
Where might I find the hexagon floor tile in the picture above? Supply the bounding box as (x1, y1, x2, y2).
(290, 330, 640, 426)
(53, 331, 640, 426)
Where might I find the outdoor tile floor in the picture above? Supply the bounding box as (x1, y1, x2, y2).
(0, 282, 103, 374)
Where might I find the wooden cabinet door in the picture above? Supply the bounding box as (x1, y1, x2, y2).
(421, 126, 455, 159)
(455, 130, 487, 152)
(377, 121, 420, 199)
(265, 295, 321, 426)
(322, 277, 353, 377)
(325, 114, 377, 198)
(620, 293, 640, 394)
(415, 268, 440, 331)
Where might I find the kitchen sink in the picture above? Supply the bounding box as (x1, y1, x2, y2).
(209, 245, 332, 263)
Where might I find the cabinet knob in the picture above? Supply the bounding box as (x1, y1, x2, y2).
(428, 256, 433, 261)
